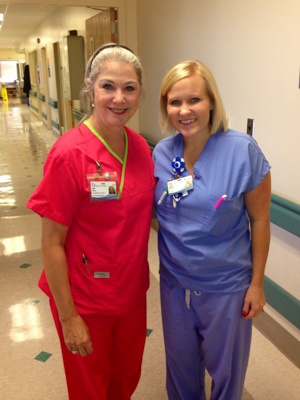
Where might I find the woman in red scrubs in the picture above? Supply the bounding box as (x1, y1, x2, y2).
(27, 44, 155, 400)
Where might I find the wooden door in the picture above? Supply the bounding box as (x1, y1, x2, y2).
(85, 8, 117, 61)
(41, 46, 52, 130)
(53, 41, 65, 134)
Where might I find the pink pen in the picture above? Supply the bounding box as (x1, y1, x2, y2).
(215, 194, 227, 209)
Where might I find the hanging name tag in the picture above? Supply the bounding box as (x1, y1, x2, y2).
(86, 172, 119, 202)
(167, 175, 193, 195)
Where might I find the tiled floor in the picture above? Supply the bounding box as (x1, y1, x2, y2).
(0, 99, 299, 399)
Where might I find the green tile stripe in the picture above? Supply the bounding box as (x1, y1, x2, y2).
(26, 299, 40, 306)
(29, 90, 37, 97)
(39, 93, 46, 102)
(264, 276, 300, 330)
(20, 263, 31, 269)
(35, 351, 52, 362)
(42, 112, 47, 120)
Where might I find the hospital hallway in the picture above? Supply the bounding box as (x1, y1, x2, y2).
(0, 99, 299, 400)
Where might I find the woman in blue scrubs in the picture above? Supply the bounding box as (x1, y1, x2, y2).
(153, 60, 271, 400)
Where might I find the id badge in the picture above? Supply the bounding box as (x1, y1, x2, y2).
(86, 172, 119, 201)
(167, 175, 193, 195)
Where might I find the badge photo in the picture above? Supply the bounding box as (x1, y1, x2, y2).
(86, 172, 119, 202)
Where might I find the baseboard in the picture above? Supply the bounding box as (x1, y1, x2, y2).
(253, 306, 300, 368)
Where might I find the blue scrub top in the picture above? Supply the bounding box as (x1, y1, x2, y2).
(153, 130, 271, 293)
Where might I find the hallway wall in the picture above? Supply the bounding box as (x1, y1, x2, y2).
(2, 0, 299, 330)
(137, 0, 300, 201)
(14, 0, 139, 132)
(136, 0, 300, 328)
(0, 49, 25, 61)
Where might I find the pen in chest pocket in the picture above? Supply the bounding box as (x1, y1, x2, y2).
(215, 194, 227, 209)
(82, 254, 90, 274)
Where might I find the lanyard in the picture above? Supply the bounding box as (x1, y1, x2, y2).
(84, 121, 128, 199)
(158, 157, 193, 208)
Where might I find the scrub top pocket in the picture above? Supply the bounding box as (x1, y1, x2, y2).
(70, 262, 117, 312)
(202, 194, 244, 236)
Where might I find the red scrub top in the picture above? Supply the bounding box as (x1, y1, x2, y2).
(27, 122, 155, 315)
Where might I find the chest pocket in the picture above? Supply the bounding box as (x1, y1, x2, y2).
(202, 194, 244, 236)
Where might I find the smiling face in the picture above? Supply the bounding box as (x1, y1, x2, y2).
(91, 60, 140, 131)
(166, 73, 214, 139)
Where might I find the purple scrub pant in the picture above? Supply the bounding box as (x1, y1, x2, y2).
(160, 276, 252, 400)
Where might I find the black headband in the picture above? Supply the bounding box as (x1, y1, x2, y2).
(87, 44, 135, 76)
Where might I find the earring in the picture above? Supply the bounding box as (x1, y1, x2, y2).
(92, 102, 94, 108)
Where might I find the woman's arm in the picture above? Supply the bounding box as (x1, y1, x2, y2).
(242, 171, 271, 319)
(41, 216, 93, 356)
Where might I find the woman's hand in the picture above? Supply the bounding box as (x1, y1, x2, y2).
(242, 284, 266, 319)
(41, 217, 94, 357)
(62, 314, 94, 357)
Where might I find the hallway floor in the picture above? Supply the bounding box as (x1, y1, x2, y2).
(0, 100, 299, 399)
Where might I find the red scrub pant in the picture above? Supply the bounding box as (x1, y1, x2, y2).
(50, 296, 147, 400)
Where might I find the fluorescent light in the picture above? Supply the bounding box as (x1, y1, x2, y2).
(0, 13, 3, 22)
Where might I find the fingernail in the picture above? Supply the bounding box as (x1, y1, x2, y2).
(242, 311, 248, 316)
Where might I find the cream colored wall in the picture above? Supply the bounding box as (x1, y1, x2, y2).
(137, 0, 300, 201)
(21, 6, 101, 128)
(0, 49, 25, 60)
(136, 0, 300, 303)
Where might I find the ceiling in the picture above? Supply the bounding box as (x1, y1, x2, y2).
(0, 3, 109, 52)
(0, 3, 60, 50)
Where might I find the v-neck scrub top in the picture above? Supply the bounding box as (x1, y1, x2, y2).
(27, 122, 156, 315)
(153, 130, 271, 293)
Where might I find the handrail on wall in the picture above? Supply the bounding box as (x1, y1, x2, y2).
(270, 194, 300, 238)
(142, 134, 300, 329)
(48, 98, 58, 109)
(29, 90, 37, 97)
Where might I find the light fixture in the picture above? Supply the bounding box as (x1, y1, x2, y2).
(0, 4, 8, 30)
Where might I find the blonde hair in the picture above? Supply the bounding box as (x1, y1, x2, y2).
(159, 60, 228, 135)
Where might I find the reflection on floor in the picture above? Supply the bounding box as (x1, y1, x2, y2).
(0, 100, 299, 400)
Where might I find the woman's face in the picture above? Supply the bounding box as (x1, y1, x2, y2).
(91, 60, 140, 130)
(166, 74, 213, 139)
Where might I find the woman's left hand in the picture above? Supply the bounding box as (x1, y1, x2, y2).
(241, 284, 266, 319)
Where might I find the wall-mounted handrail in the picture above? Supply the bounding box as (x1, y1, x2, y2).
(270, 194, 300, 238)
(48, 98, 58, 109)
(142, 135, 300, 329)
